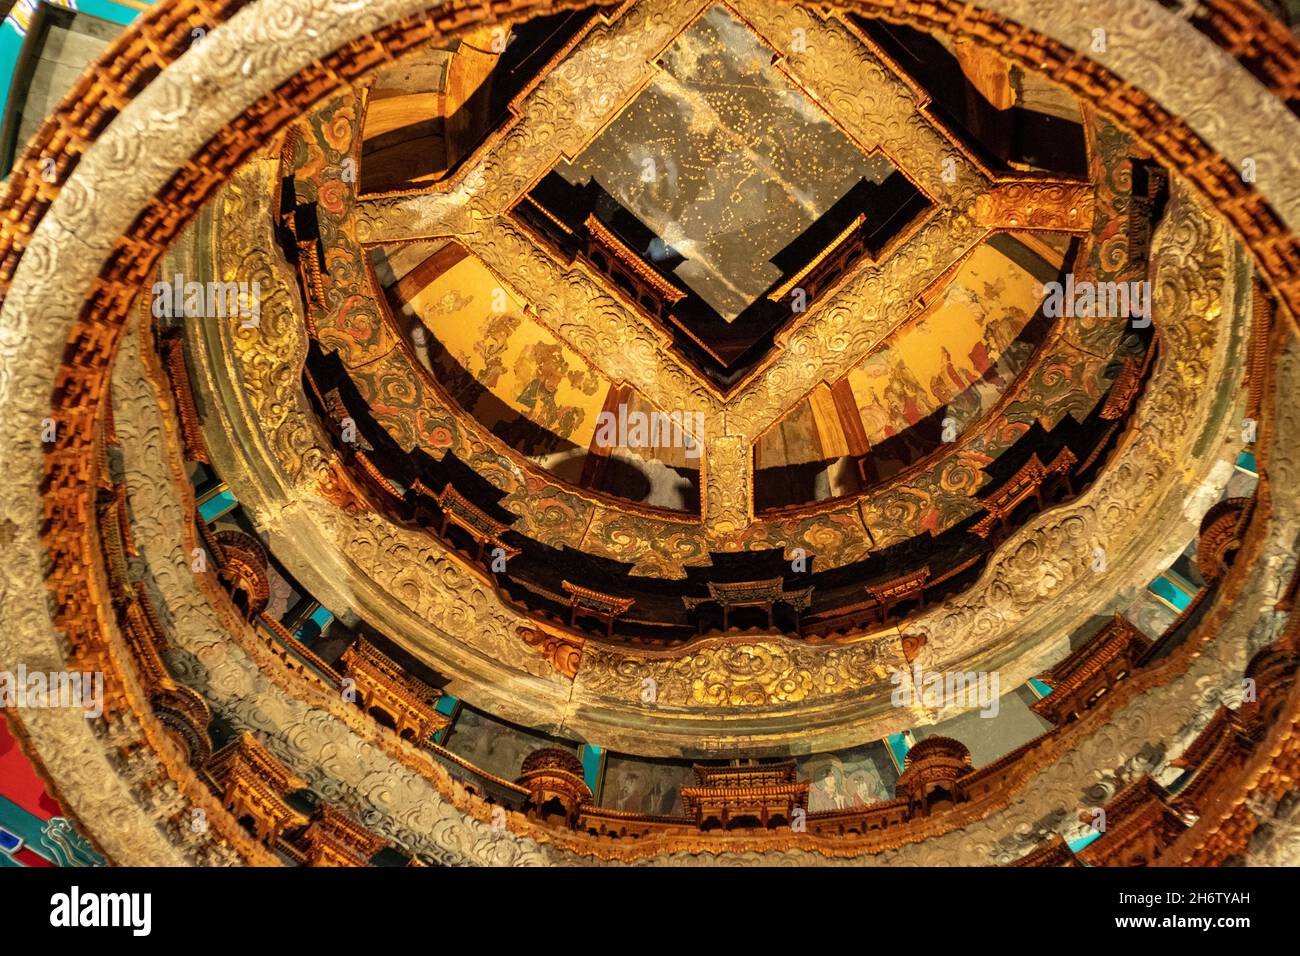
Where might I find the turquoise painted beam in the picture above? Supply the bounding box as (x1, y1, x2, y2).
(1067, 829, 1102, 853)
(0, 796, 105, 865)
(884, 732, 913, 773)
(294, 603, 334, 644)
(1148, 574, 1194, 612)
(0, 794, 51, 863)
(432, 695, 459, 744)
(579, 744, 604, 799)
(2, 2, 158, 177)
(77, 0, 150, 28)
(198, 486, 238, 523)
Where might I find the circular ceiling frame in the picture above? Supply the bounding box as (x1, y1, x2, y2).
(188, 155, 1246, 756)
(178, 1, 1251, 755)
(1, 0, 1298, 865)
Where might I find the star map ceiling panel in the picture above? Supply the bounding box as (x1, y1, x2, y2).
(517, 3, 932, 387)
(555, 3, 894, 321)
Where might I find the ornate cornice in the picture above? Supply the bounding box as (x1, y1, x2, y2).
(185, 150, 1248, 752)
(1, 0, 1299, 867)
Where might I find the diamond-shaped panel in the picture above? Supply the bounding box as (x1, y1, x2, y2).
(515, 4, 931, 389)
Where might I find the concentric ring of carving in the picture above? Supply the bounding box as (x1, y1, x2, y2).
(337, 0, 1110, 559)
(112, 272, 1300, 864)
(193, 137, 1241, 750)
(1, 0, 1298, 866)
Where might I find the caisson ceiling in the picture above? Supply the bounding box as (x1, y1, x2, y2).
(1, 0, 1299, 871)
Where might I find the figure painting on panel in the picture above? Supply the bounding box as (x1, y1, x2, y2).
(802, 748, 893, 812)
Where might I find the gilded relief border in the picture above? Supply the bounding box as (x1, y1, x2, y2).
(1, 0, 1298, 865)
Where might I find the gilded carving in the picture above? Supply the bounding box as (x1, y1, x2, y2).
(182, 16, 1243, 750)
(577, 635, 902, 708)
(518, 626, 584, 679)
(306, 14, 1133, 572)
(2, 0, 1299, 868)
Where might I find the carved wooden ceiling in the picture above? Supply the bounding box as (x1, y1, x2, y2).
(1, 0, 1299, 870)
(243, 2, 1167, 690)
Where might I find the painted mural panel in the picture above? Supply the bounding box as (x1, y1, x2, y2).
(370, 242, 702, 507)
(797, 741, 898, 811)
(443, 707, 577, 783)
(845, 234, 1059, 479)
(601, 755, 697, 817)
(409, 252, 605, 450)
(755, 233, 1064, 507)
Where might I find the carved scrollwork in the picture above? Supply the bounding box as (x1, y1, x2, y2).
(3, 0, 1300, 868)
